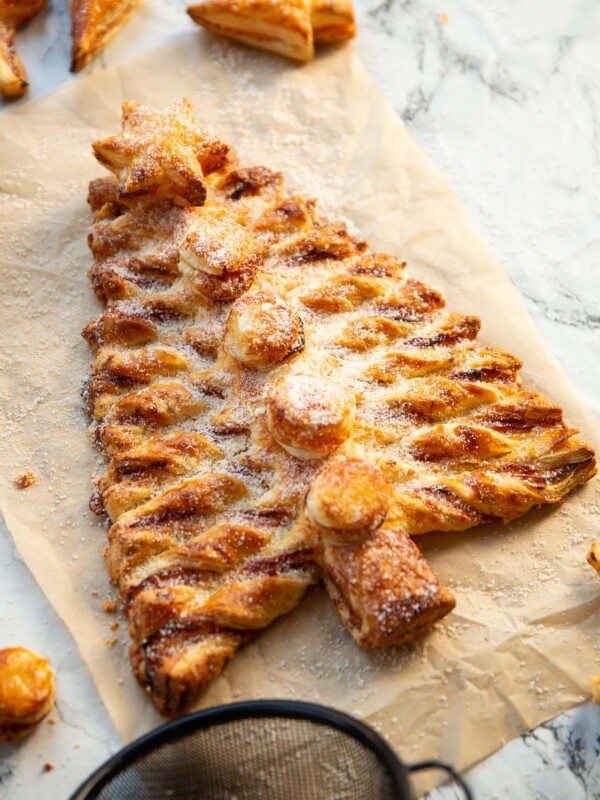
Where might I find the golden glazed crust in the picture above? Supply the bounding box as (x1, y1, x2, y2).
(92, 100, 231, 207)
(0, 0, 46, 101)
(186, 0, 355, 61)
(224, 292, 304, 367)
(0, 0, 45, 27)
(306, 458, 390, 543)
(84, 99, 596, 715)
(187, 0, 314, 62)
(321, 527, 456, 648)
(70, 0, 144, 72)
(266, 373, 356, 458)
(588, 542, 600, 577)
(0, 0, 46, 100)
(0, 648, 55, 742)
(310, 0, 354, 42)
(0, 22, 27, 98)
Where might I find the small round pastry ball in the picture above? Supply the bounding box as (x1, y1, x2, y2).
(179, 209, 263, 301)
(306, 458, 390, 545)
(179, 208, 261, 277)
(0, 647, 55, 743)
(266, 374, 355, 459)
(224, 292, 304, 368)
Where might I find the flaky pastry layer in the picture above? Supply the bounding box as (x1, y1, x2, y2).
(187, 0, 355, 61)
(70, 0, 144, 72)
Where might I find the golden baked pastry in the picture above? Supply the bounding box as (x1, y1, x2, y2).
(310, 0, 354, 42)
(70, 0, 143, 72)
(84, 99, 596, 715)
(588, 542, 600, 576)
(0, 647, 55, 742)
(224, 292, 304, 367)
(0, 0, 46, 98)
(266, 374, 356, 459)
(0, 0, 45, 27)
(306, 458, 390, 544)
(13, 470, 36, 488)
(92, 100, 231, 206)
(0, 22, 26, 98)
(186, 0, 355, 62)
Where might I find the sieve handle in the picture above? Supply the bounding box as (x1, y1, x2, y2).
(408, 759, 473, 799)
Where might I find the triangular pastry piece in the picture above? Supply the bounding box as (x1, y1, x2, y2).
(187, 0, 314, 61)
(70, 0, 144, 72)
(84, 100, 595, 714)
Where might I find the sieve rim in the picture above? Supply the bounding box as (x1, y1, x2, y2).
(69, 699, 414, 800)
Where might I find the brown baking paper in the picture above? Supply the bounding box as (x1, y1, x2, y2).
(1, 33, 600, 792)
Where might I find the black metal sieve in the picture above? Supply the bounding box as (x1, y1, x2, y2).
(70, 700, 472, 800)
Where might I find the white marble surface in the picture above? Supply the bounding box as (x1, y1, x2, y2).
(2, 0, 600, 797)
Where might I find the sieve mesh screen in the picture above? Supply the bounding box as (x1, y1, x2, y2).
(87, 714, 399, 800)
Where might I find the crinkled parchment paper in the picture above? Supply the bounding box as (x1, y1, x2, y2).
(1, 33, 599, 791)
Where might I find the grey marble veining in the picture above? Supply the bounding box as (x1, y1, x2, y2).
(358, 0, 600, 420)
(428, 707, 600, 799)
(2, 1, 600, 798)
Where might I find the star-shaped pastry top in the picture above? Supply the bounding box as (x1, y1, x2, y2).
(92, 99, 232, 207)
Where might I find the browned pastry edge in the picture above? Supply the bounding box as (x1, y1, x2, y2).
(321, 527, 456, 648)
(186, 0, 356, 62)
(0, 21, 28, 98)
(588, 542, 600, 576)
(310, 0, 355, 42)
(130, 628, 250, 715)
(0, 0, 46, 28)
(0, 0, 45, 99)
(70, 0, 144, 72)
(186, 0, 315, 63)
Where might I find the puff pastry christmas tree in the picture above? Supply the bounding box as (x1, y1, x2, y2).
(84, 99, 596, 714)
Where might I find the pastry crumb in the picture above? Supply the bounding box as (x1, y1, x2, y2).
(13, 472, 36, 489)
(439, 12, 449, 24)
(42, 763, 54, 773)
(106, 637, 117, 647)
(591, 676, 600, 703)
(110, 622, 119, 632)
(91, 591, 100, 598)
(587, 543, 600, 576)
(102, 599, 117, 613)
(47, 718, 56, 725)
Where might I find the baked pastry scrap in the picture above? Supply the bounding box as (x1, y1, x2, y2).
(70, 0, 144, 72)
(84, 99, 596, 715)
(187, 0, 355, 62)
(587, 542, 600, 576)
(0, 647, 55, 742)
(0, 0, 46, 98)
